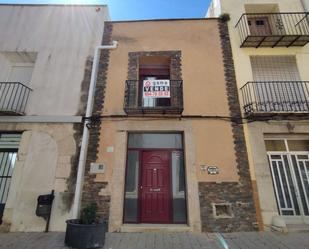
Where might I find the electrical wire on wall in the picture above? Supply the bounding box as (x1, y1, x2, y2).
(82, 113, 309, 128)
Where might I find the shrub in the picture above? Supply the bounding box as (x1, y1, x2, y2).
(80, 203, 97, 224)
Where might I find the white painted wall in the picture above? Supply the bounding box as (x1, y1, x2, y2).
(0, 4, 110, 116)
(0, 4, 110, 232)
(0, 123, 78, 232)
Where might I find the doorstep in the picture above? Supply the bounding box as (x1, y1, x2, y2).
(120, 224, 191, 233)
(287, 224, 309, 232)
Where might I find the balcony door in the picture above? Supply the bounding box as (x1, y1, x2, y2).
(139, 67, 170, 108)
(248, 17, 272, 36)
(250, 56, 307, 112)
(0, 64, 34, 113)
(7, 65, 33, 86)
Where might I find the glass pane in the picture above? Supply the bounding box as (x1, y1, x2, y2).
(291, 155, 309, 216)
(142, 77, 157, 107)
(279, 162, 292, 209)
(171, 151, 187, 223)
(124, 151, 139, 223)
(288, 140, 309, 151)
(128, 133, 182, 149)
(265, 140, 286, 151)
(283, 156, 300, 215)
(282, 210, 294, 216)
(275, 161, 285, 208)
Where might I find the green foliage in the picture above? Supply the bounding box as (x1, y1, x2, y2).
(80, 203, 97, 225)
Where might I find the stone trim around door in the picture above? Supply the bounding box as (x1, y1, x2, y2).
(108, 122, 201, 232)
(197, 20, 258, 232)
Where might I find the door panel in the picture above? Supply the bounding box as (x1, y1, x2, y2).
(268, 152, 309, 221)
(291, 154, 309, 216)
(140, 151, 171, 223)
(248, 17, 272, 36)
(269, 154, 300, 216)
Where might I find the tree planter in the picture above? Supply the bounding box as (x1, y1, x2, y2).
(65, 219, 107, 249)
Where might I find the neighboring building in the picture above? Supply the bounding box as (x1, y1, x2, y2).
(81, 18, 258, 233)
(207, 0, 309, 230)
(0, 4, 109, 231)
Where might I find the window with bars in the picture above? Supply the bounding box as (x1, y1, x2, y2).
(0, 133, 21, 224)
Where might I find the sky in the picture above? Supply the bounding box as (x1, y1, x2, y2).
(0, 0, 212, 21)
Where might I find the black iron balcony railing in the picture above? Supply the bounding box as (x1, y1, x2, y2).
(124, 80, 183, 115)
(241, 81, 309, 116)
(235, 12, 309, 47)
(0, 82, 32, 115)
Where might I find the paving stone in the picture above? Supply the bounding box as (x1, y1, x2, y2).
(0, 231, 309, 249)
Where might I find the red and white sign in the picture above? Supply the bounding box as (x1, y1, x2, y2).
(143, 80, 170, 98)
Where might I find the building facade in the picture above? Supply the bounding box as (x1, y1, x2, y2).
(81, 19, 258, 232)
(0, 4, 109, 231)
(207, 0, 309, 230)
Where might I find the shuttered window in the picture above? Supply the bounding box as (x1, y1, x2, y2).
(0, 133, 21, 149)
(0, 133, 21, 223)
(250, 56, 300, 81)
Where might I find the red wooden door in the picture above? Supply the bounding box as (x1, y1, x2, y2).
(140, 151, 171, 223)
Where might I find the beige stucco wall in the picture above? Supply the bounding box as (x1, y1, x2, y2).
(207, 0, 309, 228)
(103, 20, 231, 117)
(0, 123, 77, 232)
(93, 20, 241, 232)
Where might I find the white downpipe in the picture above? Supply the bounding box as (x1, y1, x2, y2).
(72, 41, 118, 219)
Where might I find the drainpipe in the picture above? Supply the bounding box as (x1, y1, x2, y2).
(72, 41, 118, 219)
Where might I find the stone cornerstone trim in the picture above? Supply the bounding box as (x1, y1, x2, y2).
(81, 22, 113, 222)
(198, 20, 258, 232)
(127, 51, 182, 81)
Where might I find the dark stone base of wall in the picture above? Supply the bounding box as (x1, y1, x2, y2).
(199, 182, 258, 232)
(82, 180, 110, 222)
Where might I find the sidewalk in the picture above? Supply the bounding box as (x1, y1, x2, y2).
(0, 231, 308, 249)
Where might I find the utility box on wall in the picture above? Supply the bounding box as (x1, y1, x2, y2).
(90, 163, 105, 174)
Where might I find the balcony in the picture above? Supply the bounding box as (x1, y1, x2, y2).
(235, 12, 309, 48)
(124, 80, 183, 115)
(0, 82, 32, 115)
(241, 81, 309, 116)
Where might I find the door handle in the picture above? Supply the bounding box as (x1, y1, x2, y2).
(150, 188, 161, 192)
